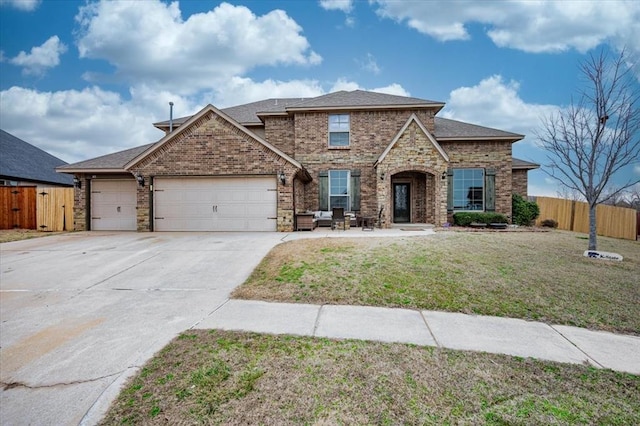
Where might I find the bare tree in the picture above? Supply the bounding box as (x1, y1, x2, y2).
(537, 49, 640, 250)
(627, 185, 640, 211)
(556, 185, 584, 202)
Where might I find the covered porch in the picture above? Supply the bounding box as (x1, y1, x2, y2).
(376, 167, 449, 229)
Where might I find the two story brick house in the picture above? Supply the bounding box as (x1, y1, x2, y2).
(58, 90, 538, 232)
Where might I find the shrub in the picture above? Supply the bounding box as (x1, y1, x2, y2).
(453, 212, 508, 226)
(541, 218, 558, 228)
(512, 194, 540, 226)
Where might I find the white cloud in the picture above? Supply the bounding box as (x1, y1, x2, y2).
(329, 78, 410, 96)
(0, 86, 179, 163)
(358, 53, 381, 75)
(634, 165, 640, 175)
(442, 75, 558, 140)
(372, 83, 410, 97)
(75, 1, 321, 95)
(0, 0, 40, 11)
(371, 0, 640, 56)
(319, 0, 353, 13)
(0, 74, 414, 164)
(9, 35, 67, 76)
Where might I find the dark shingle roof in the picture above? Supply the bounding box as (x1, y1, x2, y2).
(512, 158, 540, 169)
(0, 129, 73, 185)
(434, 117, 523, 140)
(65, 91, 527, 172)
(225, 98, 307, 123)
(154, 98, 309, 128)
(57, 143, 154, 171)
(155, 91, 443, 128)
(287, 90, 442, 110)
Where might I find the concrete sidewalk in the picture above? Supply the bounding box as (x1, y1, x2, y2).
(195, 299, 640, 375)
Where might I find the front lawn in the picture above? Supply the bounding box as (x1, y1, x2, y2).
(233, 230, 640, 335)
(101, 330, 640, 425)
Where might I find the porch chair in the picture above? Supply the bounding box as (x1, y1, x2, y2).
(331, 207, 346, 230)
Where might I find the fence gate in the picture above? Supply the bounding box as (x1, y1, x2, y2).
(36, 188, 75, 231)
(0, 186, 37, 229)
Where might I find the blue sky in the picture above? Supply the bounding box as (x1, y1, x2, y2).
(1, 0, 639, 197)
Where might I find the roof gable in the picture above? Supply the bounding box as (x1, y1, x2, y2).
(127, 104, 303, 171)
(1, 129, 73, 185)
(375, 114, 449, 166)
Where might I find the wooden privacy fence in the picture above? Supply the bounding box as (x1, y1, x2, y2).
(533, 196, 637, 241)
(0, 187, 74, 231)
(0, 186, 36, 229)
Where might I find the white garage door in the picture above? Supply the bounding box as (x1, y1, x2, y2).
(153, 177, 277, 231)
(91, 180, 137, 231)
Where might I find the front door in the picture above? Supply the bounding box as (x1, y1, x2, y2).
(393, 183, 410, 223)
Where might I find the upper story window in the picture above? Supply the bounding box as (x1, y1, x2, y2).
(329, 114, 350, 147)
(452, 168, 484, 211)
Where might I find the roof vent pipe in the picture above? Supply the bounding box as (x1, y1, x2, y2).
(169, 102, 174, 133)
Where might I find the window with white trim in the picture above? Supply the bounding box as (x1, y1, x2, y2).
(453, 168, 484, 211)
(329, 170, 350, 209)
(329, 114, 350, 147)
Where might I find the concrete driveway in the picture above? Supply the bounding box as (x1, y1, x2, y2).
(0, 231, 285, 426)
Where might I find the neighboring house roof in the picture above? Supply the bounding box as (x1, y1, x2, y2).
(57, 143, 155, 173)
(0, 129, 73, 186)
(512, 158, 540, 170)
(434, 117, 523, 141)
(376, 114, 449, 166)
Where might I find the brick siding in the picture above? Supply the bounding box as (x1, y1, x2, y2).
(512, 169, 529, 197)
(440, 140, 513, 221)
(131, 111, 298, 231)
(275, 109, 436, 218)
(75, 104, 524, 232)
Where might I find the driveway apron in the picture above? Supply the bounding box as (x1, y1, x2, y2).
(0, 232, 284, 426)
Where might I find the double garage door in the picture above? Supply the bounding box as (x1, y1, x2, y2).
(154, 177, 277, 231)
(91, 177, 277, 231)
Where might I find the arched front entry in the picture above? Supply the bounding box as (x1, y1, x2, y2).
(390, 171, 436, 224)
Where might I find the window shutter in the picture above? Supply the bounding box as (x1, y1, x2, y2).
(350, 169, 361, 211)
(446, 168, 454, 212)
(485, 168, 496, 211)
(318, 171, 328, 211)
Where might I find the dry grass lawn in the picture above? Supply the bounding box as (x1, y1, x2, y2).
(101, 330, 640, 425)
(234, 230, 640, 335)
(0, 229, 66, 243)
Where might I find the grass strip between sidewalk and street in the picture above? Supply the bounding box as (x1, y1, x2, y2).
(101, 330, 640, 425)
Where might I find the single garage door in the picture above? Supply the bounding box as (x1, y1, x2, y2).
(154, 177, 277, 231)
(91, 180, 137, 231)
